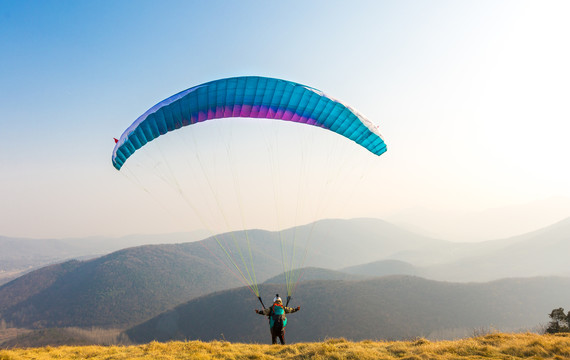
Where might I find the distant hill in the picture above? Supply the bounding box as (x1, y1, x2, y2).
(263, 267, 364, 284)
(0, 261, 81, 313)
(419, 217, 570, 281)
(0, 240, 275, 328)
(385, 196, 570, 241)
(0, 231, 210, 284)
(125, 276, 570, 343)
(342, 259, 419, 277)
(0, 236, 80, 273)
(286, 218, 447, 269)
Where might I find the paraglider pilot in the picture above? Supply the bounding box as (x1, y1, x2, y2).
(255, 294, 300, 345)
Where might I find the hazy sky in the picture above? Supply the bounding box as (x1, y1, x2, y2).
(1, 0, 569, 239)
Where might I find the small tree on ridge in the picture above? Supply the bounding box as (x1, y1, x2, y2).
(545, 308, 570, 334)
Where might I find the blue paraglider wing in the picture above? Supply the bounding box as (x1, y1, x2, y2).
(112, 76, 387, 170)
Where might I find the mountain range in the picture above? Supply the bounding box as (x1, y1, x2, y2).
(1, 216, 569, 344)
(0, 234, 283, 328)
(385, 196, 570, 242)
(389, 217, 570, 281)
(4, 213, 569, 284)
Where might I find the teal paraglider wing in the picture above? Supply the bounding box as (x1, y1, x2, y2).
(112, 76, 387, 170)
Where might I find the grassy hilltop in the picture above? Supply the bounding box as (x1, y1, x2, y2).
(1, 333, 570, 360)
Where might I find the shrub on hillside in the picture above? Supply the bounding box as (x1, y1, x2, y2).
(545, 308, 570, 334)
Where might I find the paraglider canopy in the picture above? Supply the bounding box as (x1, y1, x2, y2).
(112, 76, 386, 170)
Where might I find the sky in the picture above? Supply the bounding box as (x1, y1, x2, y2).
(1, 0, 569, 240)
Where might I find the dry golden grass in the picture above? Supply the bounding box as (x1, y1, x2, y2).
(1, 333, 569, 359)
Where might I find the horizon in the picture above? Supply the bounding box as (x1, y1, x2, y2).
(2, 1, 569, 240)
(1, 206, 569, 243)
